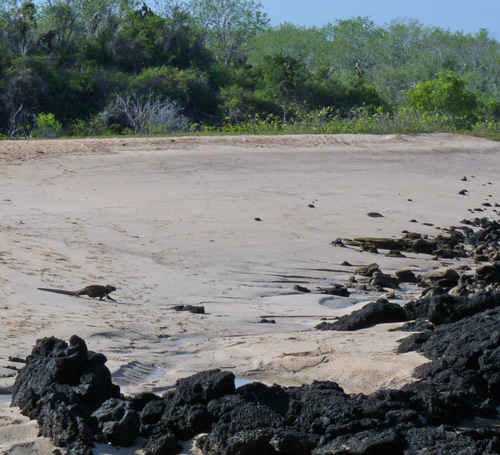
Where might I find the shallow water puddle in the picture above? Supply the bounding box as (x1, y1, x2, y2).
(234, 378, 252, 388)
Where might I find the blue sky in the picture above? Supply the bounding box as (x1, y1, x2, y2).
(259, 0, 500, 39)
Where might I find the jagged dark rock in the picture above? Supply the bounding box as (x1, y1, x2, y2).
(92, 398, 140, 446)
(345, 229, 467, 259)
(360, 242, 378, 253)
(397, 306, 500, 425)
(318, 284, 350, 297)
(11, 335, 120, 454)
(403, 292, 500, 325)
(386, 249, 406, 258)
(140, 398, 167, 426)
(316, 299, 406, 331)
(312, 428, 405, 455)
(143, 427, 182, 455)
(395, 269, 418, 283)
(294, 285, 311, 293)
(370, 271, 400, 289)
(171, 305, 205, 314)
(476, 262, 500, 284)
(389, 319, 435, 333)
(172, 369, 236, 407)
(354, 263, 380, 277)
(420, 285, 446, 297)
(421, 268, 460, 288)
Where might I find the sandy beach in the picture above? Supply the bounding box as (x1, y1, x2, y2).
(1, 133, 500, 454)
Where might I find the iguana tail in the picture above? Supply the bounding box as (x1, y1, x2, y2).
(37, 288, 77, 296)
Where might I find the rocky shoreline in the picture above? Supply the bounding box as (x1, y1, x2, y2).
(10, 217, 500, 455)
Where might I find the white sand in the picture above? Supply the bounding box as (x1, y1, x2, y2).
(1, 133, 499, 454)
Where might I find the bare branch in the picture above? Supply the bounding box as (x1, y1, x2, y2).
(106, 92, 190, 134)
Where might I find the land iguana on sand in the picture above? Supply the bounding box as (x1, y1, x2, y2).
(37, 285, 117, 301)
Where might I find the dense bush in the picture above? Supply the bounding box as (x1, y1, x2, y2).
(0, 1, 499, 137)
(407, 71, 479, 120)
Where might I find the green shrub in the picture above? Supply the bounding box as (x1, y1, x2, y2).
(406, 71, 479, 122)
(32, 113, 62, 138)
(66, 116, 117, 137)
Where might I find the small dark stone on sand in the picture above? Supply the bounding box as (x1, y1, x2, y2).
(171, 305, 205, 314)
(386, 250, 406, 258)
(420, 285, 446, 297)
(259, 319, 276, 324)
(254, 217, 262, 221)
(410, 219, 418, 223)
(8, 356, 26, 363)
(483, 202, 492, 207)
(395, 270, 418, 283)
(308, 204, 315, 208)
(407, 198, 412, 202)
(421, 268, 460, 288)
(360, 243, 378, 253)
(461, 176, 467, 181)
(370, 271, 400, 290)
(293, 285, 311, 293)
(355, 263, 380, 277)
(319, 284, 350, 297)
(367, 212, 384, 218)
(458, 189, 468, 195)
(341, 261, 352, 266)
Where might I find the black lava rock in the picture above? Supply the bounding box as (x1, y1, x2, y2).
(92, 398, 140, 446)
(173, 369, 236, 406)
(395, 269, 418, 283)
(403, 292, 500, 325)
(316, 298, 406, 331)
(171, 305, 205, 314)
(294, 285, 311, 293)
(319, 284, 350, 297)
(11, 335, 120, 454)
(354, 263, 380, 277)
(370, 271, 400, 289)
(389, 319, 435, 333)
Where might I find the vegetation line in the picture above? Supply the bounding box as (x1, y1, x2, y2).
(1, 1, 500, 139)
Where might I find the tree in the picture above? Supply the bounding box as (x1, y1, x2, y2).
(187, 0, 269, 66)
(246, 23, 331, 71)
(108, 3, 211, 72)
(323, 17, 382, 79)
(0, 1, 40, 58)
